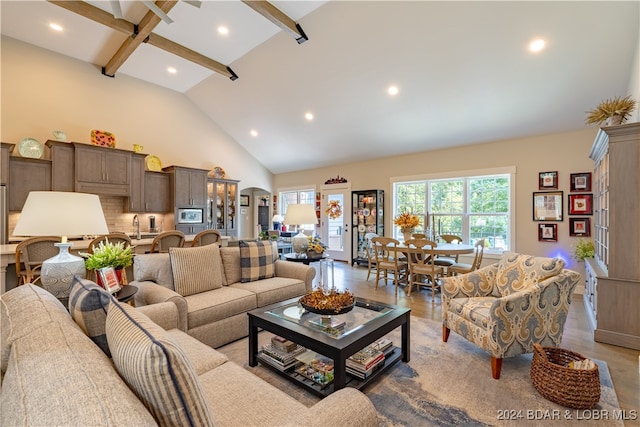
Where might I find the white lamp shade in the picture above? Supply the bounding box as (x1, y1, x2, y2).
(13, 191, 109, 239)
(283, 204, 317, 226)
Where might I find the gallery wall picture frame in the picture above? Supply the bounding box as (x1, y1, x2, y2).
(240, 195, 250, 207)
(538, 223, 558, 242)
(533, 191, 563, 221)
(570, 172, 592, 192)
(568, 193, 593, 215)
(538, 171, 558, 190)
(569, 218, 591, 237)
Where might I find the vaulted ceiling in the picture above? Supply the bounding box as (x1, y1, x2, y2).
(2, 1, 639, 174)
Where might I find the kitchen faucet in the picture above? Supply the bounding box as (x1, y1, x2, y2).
(132, 214, 140, 240)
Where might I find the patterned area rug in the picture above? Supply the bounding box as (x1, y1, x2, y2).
(218, 316, 621, 426)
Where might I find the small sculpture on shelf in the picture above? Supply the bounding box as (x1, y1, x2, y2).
(324, 175, 348, 184)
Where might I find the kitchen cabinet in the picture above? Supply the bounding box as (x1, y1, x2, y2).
(74, 143, 131, 196)
(46, 140, 74, 192)
(351, 189, 384, 266)
(165, 166, 207, 208)
(176, 223, 207, 236)
(1, 143, 14, 185)
(207, 178, 239, 237)
(584, 123, 640, 350)
(126, 153, 146, 212)
(143, 172, 171, 213)
(8, 157, 51, 211)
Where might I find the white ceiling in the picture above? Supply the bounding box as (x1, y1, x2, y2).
(2, 1, 639, 174)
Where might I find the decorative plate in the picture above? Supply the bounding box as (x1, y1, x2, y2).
(145, 155, 162, 171)
(18, 137, 43, 159)
(208, 166, 226, 179)
(358, 224, 366, 232)
(362, 208, 371, 217)
(90, 130, 116, 148)
(371, 208, 376, 217)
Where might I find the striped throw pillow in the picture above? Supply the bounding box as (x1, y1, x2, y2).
(169, 244, 223, 296)
(69, 276, 113, 357)
(106, 301, 215, 427)
(239, 240, 276, 283)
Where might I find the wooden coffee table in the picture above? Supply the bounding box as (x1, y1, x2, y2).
(248, 297, 410, 397)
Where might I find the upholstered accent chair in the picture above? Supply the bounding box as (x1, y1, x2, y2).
(441, 252, 580, 379)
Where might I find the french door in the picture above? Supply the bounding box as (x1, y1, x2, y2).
(320, 184, 351, 262)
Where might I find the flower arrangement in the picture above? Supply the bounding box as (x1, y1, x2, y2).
(573, 238, 595, 261)
(307, 235, 328, 254)
(585, 95, 637, 125)
(80, 239, 134, 271)
(393, 212, 420, 231)
(325, 200, 342, 219)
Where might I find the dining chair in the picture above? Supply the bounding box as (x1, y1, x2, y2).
(191, 229, 222, 247)
(363, 232, 378, 281)
(87, 233, 133, 284)
(371, 236, 408, 295)
(434, 234, 463, 272)
(411, 233, 426, 239)
(405, 238, 444, 298)
(150, 230, 185, 253)
(447, 239, 485, 276)
(15, 236, 60, 285)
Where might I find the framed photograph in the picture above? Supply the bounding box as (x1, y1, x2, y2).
(538, 223, 558, 242)
(240, 195, 250, 207)
(569, 218, 591, 237)
(568, 193, 593, 215)
(570, 172, 592, 192)
(538, 171, 558, 190)
(98, 266, 121, 294)
(533, 191, 563, 221)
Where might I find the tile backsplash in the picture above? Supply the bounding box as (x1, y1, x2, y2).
(8, 195, 170, 238)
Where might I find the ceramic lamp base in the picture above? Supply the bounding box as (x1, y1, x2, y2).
(292, 231, 308, 256)
(40, 243, 86, 304)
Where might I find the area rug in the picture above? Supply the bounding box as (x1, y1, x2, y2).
(219, 316, 621, 426)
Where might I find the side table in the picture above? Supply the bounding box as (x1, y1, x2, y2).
(114, 285, 137, 305)
(283, 253, 328, 266)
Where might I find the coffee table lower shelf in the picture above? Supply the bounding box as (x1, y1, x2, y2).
(257, 346, 402, 398)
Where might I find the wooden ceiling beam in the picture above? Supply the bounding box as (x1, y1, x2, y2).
(102, 1, 177, 77)
(47, 0, 238, 80)
(241, 0, 308, 44)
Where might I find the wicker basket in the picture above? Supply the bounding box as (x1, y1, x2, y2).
(530, 343, 601, 409)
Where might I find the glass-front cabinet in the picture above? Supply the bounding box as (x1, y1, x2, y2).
(351, 189, 384, 266)
(207, 178, 239, 237)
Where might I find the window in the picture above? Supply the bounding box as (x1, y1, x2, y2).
(279, 188, 315, 231)
(393, 168, 514, 252)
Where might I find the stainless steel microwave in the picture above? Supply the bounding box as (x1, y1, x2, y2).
(177, 208, 203, 224)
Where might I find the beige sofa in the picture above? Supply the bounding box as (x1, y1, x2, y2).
(131, 243, 315, 348)
(0, 283, 379, 427)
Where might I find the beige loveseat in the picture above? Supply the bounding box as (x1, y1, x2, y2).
(0, 283, 378, 427)
(131, 242, 315, 348)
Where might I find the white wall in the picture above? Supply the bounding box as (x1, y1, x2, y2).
(274, 128, 599, 274)
(0, 36, 273, 192)
(628, 34, 640, 122)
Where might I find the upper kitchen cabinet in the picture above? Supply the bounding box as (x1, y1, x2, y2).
(164, 166, 208, 208)
(143, 171, 171, 213)
(74, 143, 131, 196)
(8, 157, 51, 211)
(46, 140, 74, 192)
(1, 143, 14, 185)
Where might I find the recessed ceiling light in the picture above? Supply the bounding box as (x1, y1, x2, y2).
(387, 85, 399, 96)
(217, 26, 229, 35)
(305, 112, 314, 121)
(250, 129, 258, 137)
(49, 23, 63, 32)
(529, 38, 546, 53)
(167, 67, 177, 74)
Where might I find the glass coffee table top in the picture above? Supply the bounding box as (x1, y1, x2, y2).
(266, 299, 393, 339)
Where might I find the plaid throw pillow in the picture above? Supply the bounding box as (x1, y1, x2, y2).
(69, 276, 114, 357)
(239, 240, 276, 283)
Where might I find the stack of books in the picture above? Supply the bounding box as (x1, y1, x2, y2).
(258, 336, 306, 371)
(346, 338, 393, 379)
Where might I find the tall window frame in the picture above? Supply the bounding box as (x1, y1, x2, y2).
(391, 167, 515, 253)
(278, 186, 316, 232)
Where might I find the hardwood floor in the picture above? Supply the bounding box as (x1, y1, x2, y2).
(324, 261, 639, 415)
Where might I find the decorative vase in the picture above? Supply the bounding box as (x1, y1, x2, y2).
(606, 115, 624, 126)
(401, 228, 414, 242)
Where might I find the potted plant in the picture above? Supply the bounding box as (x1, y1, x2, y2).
(585, 95, 637, 126)
(573, 238, 595, 261)
(80, 239, 134, 287)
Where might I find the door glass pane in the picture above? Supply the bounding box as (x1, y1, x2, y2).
(326, 194, 344, 251)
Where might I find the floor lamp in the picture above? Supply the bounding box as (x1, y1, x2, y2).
(13, 192, 109, 303)
(283, 204, 317, 256)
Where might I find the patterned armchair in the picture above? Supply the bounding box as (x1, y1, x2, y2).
(441, 252, 580, 379)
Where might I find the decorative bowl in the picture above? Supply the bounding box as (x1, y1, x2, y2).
(299, 289, 356, 315)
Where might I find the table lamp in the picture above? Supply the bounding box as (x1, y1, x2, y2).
(284, 204, 317, 256)
(13, 191, 109, 302)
